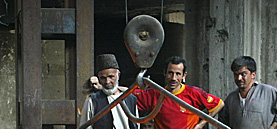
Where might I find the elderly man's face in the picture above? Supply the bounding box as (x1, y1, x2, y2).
(98, 68, 119, 89)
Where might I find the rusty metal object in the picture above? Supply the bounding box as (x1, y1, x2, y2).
(41, 8, 75, 34)
(76, 0, 95, 127)
(124, 15, 164, 68)
(42, 100, 75, 124)
(120, 93, 165, 123)
(21, 0, 42, 128)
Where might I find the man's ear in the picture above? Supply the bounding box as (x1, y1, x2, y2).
(251, 71, 256, 79)
(183, 72, 187, 80)
(163, 69, 166, 76)
(117, 70, 121, 77)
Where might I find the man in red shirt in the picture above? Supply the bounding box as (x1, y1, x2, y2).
(133, 56, 224, 129)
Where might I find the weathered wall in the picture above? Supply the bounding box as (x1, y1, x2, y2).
(207, 2, 276, 128)
(260, 0, 277, 87)
(208, 0, 276, 101)
(208, 0, 245, 100)
(0, 30, 16, 129)
(184, 0, 210, 92)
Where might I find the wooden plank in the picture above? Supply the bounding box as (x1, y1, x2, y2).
(65, 39, 76, 100)
(42, 40, 66, 99)
(15, 0, 21, 128)
(41, 8, 75, 34)
(76, 0, 95, 126)
(21, 0, 42, 128)
(94, 0, 183, 16)
(42, 100, 75, 124)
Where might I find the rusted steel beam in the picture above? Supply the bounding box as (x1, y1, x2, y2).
(21, 0, 42, 128)
(94, 0, 184, 16)
(65, 40, 76, 100)
(41, 8, 75, 34)
(76, 0, 94, 127)
(42, 100, 75, 124)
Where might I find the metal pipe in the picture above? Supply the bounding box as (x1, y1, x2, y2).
(78, 82, 138, 129)
(120, 93, 165, 123)
(143, 77, 230, 129)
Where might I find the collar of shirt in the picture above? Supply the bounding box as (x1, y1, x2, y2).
(238, 81, 259, 106)
(171, 84, 186, 95)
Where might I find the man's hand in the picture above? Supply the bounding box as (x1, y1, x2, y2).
(194, 123, 205, 129)
(194, 100, 225, 129)
(90, 76, 102, 90)
(118, 86, 128, 91)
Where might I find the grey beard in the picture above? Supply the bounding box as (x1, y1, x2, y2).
(102, 82, 119, 96)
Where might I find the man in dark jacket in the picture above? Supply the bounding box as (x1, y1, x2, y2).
(80, 54, 139, 129)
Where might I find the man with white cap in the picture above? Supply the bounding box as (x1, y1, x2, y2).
(80, 54, 139, 129)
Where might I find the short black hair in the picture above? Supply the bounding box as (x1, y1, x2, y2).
(231, 56, 256, 73)
(164, 56, 187, 74)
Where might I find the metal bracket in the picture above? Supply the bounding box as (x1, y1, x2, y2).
(136, 69, 147, 90)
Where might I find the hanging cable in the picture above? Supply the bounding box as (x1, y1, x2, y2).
(125, 0, 128, 24)
(160, 0, 164, 24)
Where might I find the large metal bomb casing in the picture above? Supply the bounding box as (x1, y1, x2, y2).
(124, 15, 164, 68)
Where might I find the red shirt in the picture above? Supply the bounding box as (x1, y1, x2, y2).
(133, 84, 222, 129)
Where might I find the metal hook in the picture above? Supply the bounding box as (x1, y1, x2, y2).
(120, 93, 165, 123)
(136, 69, 147, 90)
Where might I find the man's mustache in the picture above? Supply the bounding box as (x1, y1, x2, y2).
(103, 83, 113, 87)
(169, 80, 177, 83)
(236, 81, 244, 83)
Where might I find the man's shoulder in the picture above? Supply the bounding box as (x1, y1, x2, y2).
(118, 86, 128, 91)
(225, 88, 239, 98)
(134, 87, 156, 92)
(257, 82, 276, 90)
(133, 87, 158, 97)
(256, 82, 277, 95)
(183, 85, 212, 99)
(89, 90, 106, 99)
(184, 85, 206, 94)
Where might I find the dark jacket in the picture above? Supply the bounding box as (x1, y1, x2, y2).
(90, 90, 138, 129)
